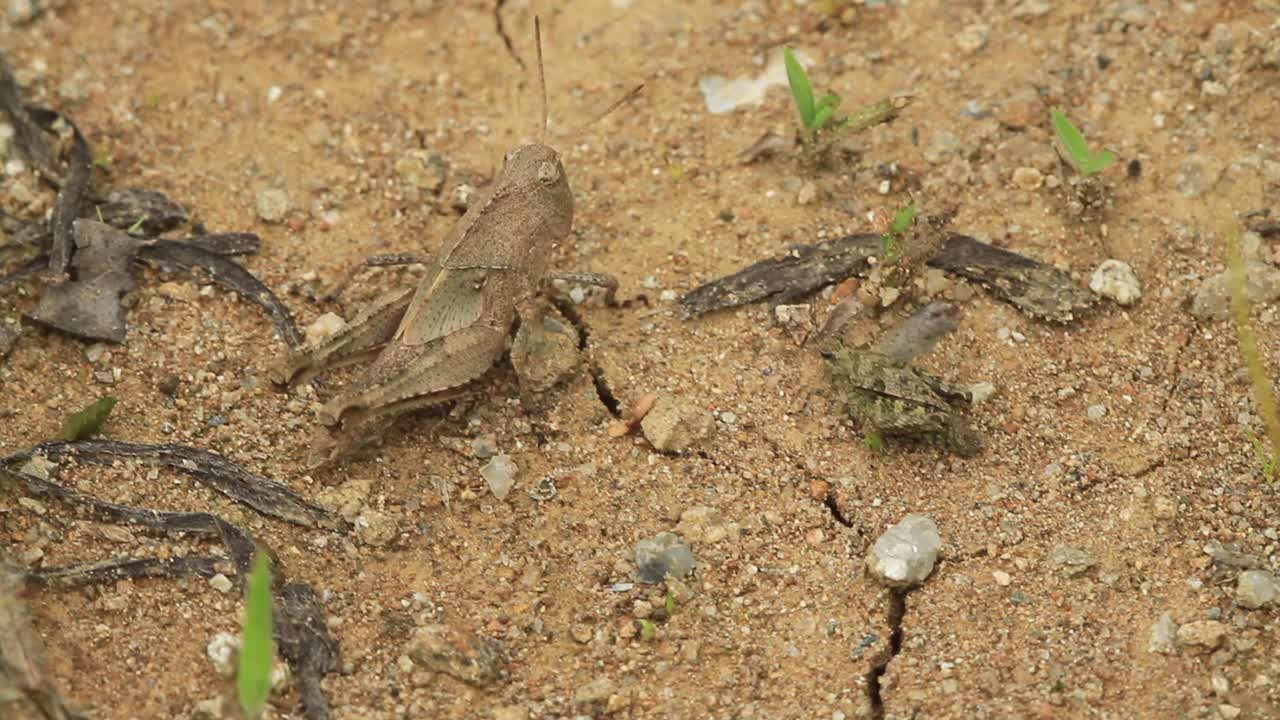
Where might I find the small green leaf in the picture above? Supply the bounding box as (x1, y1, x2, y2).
(62, 397, 118, 441)
(811, 104, 836, 132)
(889, 203, 916, 235)
(126, 214, 149, 236)
(783, 48, 816, 129)
(238, 551, 275, 720)
(1052, 109, 1115, 178)
(865, 432, 884, 453)
(638, 619, 657, 641)
(1051, 109, 1090, 166)
(95, 205, 104, 222)
(1081, 148, 1116, 177)
(665, 593, 676, 616)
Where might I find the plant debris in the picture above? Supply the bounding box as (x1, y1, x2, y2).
(43, 108, 91, 280)
(94, 187, 189, 237)
(680, 233, 881, 317)
(27, 556, 222, 590)
(6, 440, 330, 528)
(0, 55, 58, 181)
(60, 396, 117, 441)
(926, 233, 1098, 322)
(26, 220, 149, 342)
(2, 440, 341, 720)
(274, 583, 340, 719)
(0, 556, 79, 720)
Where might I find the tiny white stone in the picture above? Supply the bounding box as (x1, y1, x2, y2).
(1090, 259, 1142, 306)
(208, 574, 233, 593)
(1087, 404, 1108, 420)
(267, 85, 283, 103)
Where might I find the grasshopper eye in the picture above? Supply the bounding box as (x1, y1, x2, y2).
(536, 161, 559, 184)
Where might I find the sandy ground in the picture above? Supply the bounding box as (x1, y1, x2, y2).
(2, 0, 1280, 718)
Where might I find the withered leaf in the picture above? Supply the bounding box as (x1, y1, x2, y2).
(0, 55, 58, 181)
(94, 187, 189, 237)
(680, 233, 881, 317)
(27, 220, 149, 342)
(926, 233, 1097, 322)
(44, 111, 91, 279)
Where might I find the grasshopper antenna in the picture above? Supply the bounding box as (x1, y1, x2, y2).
(568, 83, 645, 138)
(535, 16, 549, 141)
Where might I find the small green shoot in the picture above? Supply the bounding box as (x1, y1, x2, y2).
(664, 593, 676, 617)
(637, 619, 657, 641)
(95, 205, 104, 222)
(93, 152, 113, 171)
(238, 551, 275, 719)
(865, 431, 884, 453)
(879, 203, 915, 263)
(1051, 109, 1115, 178)
(1225, 217, 1280, 481)
(784, 48, 845, 134)
(126, 214, 149, 236)
(1247, 430, 1277, 479)
(62, 396, 117, 441)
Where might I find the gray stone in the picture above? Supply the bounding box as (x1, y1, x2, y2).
(256, 188, 291, 223)
(1190, 261, 1280, 320)
(354, 510, 398, 546)
(866, 515, 942, 588)
(640, 396, 714, 453)
(574, 677, 616, 708)
(1047, 544, 1095, 577)
(1176, 620, 1227, 650)
(1089, 259, 1142, 306)
(407, 624, 504, 686)
(634, 532, 695, 583)
(1236, 570, 1279, 610)
(480, 454, 517, 500)
(208, 573, 233, 593)
(1146, 612, 1177, 654)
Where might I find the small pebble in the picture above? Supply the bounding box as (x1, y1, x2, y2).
(256, 188, 290, 223)
(1011, 167, 1043, 190)
(634, 532, 695, 583)
(1089, 259, 1142, 306)
(1147, 612, 1177, 654)
(1176, 620, 1227, 650)
(208, 574, 233, 593)
(480, 454, 517, 500)
(866, 515, 941, 588)
(1087, 404, 1107, 420)
(1236, 570, 1279, 609)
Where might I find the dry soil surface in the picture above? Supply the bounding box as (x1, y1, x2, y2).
(3, 1, 1280, 719)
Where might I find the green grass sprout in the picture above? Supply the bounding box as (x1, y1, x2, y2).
(62, 396, 118, 441)
(1224, 217, 1280, 481)
(879, 203, 915, 262)
(638, 619, 657, 641)
(238, 550, 275, 719)
(126, 214, 149, 236)
(1051, 109, 1115, 178)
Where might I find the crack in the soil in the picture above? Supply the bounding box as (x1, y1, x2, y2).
(550, 296, 623, 418)
(866, 590, 907, 719)
(824, 490, 853, 527)
(493, 0, 526, 70)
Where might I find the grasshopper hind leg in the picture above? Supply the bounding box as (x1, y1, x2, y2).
(270, 287, 416, 386)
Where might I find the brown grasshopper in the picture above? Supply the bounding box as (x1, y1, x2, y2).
(272, 19, 634, 466)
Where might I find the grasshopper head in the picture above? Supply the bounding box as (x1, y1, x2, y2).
(496, 143, 574, 269)
(501, 143, 570, 198)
